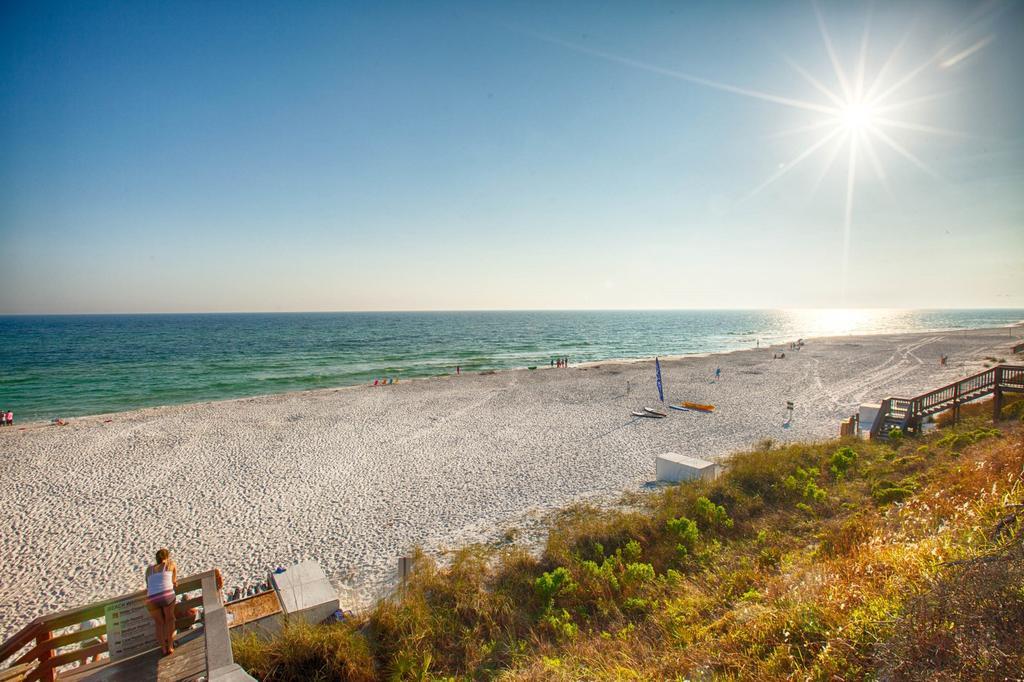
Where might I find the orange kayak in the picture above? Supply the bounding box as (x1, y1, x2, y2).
(681, 402, 715, 412)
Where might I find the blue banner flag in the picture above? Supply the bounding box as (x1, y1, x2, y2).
(655, 357, 664, 402)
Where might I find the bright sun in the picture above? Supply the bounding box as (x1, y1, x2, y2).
(839, 102, 875, 132)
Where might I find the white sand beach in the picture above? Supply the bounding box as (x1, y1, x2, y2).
(0, 325, 1020, 636)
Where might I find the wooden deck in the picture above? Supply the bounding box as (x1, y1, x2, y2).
(59, 628, 205, 682)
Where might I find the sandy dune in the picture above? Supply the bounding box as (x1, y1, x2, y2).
(1, 325, 1020, 636)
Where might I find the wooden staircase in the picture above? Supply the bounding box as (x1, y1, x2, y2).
(870, 364, 1024, 439)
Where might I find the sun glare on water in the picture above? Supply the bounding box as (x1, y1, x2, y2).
(785, 308, 898, 337)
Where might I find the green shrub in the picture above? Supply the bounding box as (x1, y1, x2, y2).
(535, 567, 575, 612)
(541, 609, 578, 640)
(579, 558, 619, 593)
(694, 496, 734, 530)
(830, 446, 857, 480)
(623, 562, 656, 586)
(888, 427, 904, 444)
(666, 516, 699, 558)
(871, 480, 915, 505)
(785, 466, 827, 502)
(622, 597, 653, 614)
(621, 539, 642, 562)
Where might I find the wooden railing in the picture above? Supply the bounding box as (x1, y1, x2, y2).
(869, 398, 893, 440)
(872, 364, 1024, 438)
(0, 570, 228, 682)
(1012, 341, 1024, 355)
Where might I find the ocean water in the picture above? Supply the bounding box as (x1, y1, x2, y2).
(1, 309, 1021, 423)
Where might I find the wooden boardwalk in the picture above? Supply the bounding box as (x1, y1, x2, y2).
(871, 364, 1024, 438)
(60, 628, 205, 682)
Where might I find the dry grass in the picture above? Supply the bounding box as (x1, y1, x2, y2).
(233, 414, 1024, 680)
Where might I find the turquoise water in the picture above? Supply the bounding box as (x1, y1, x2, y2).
(1, 309, 1021, 423)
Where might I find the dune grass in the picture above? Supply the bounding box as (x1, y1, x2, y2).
(233, 396, 1024, 680)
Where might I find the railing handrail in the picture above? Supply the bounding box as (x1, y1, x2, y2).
(874, 364, 1024, 435)
(917, 368, 995, 404)
(0, 620, 42, 667)
(1, 570, 219, 680)
(870, 398, 894, 439)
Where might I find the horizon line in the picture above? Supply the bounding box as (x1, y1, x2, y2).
(2, 306, 1024, 317)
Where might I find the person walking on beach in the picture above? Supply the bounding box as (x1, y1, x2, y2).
(145, 548, 178, 656)
(715, 367, 721, 380)
(4, 410, 11, 426)
(456, 365, 460, 375)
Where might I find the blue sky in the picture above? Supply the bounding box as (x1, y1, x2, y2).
(1, 0, 1022, 313)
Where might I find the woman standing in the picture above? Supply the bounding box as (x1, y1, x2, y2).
(145, 548, 178, 655)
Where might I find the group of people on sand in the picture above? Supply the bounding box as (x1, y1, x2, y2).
(373, 377, 397, 386)
(0, 409, 13, 426)
(551, 357, 570, 368)
(770, 338, 805, 360)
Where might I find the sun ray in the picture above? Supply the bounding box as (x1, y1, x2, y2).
(872, 116, 969, 138)
(859, 131, 899, 204)
(814, 0, 854, 101)
(863, 19, 917, 103)
(522, 29, 840, 116)
(765, 119, 841, 140)
(868, 125, 944, 180)
(807, 130, 849, 198)
(859, 129, 887, 182)
(784, 57, 846, 108)
(854, 3, 873, 100)
(872, 89, 961, 115)
(842, 134, 858, 300)
(745, 126, 845, 199)
(867, 49, 943, 107)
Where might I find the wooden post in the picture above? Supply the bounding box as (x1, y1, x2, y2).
(992, 367, 1003, 422)
(36, 629, 54, 682)
(398, 556, 413, 589)
(953, 381, 961, 424)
